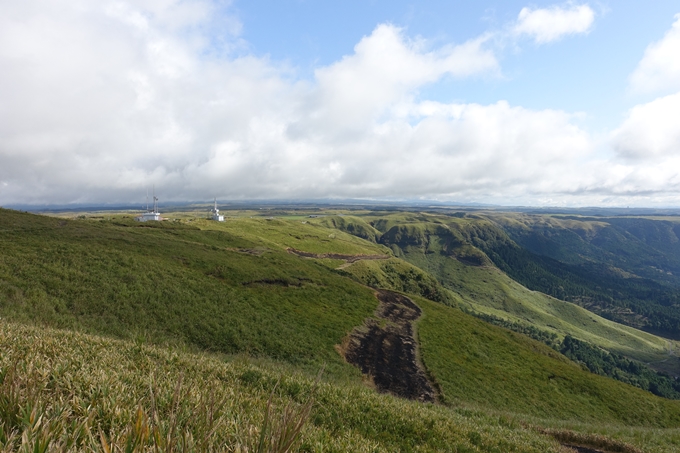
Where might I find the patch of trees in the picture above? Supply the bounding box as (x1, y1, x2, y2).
(469, 311, 560, 349)
(472, 311, 680, 400)
(560, 335, 680, 400)
(474, 237, 680, 334)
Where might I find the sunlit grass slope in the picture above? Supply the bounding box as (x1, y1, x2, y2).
(338, 257, 456, 305)
(0, 319, 568, 453)
(416, 297, 680, 427)
(407, 249, 670, 363)
(198, 215, 390, 256)
(316, 215, 382, 243)
(333, 212, 675, 366)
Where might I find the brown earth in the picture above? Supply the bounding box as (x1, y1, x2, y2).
(538, 428, 643, 453)
(342, 290, 436, 403)
(564, 446, 606, 453)
(287, 247, 390, 263)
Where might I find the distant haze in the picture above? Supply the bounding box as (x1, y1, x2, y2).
(1, 1, 680, 207)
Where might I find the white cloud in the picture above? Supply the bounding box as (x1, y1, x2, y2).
(513, 3, 595, 44)
(302, 25, 498, 134)
(629, 14, 680, 95)
(611, 91, 680, 159)
(0, 0, 679, 208)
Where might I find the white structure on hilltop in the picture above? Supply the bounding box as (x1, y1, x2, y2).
(211, 197, 224, 222)
(136, 187, 161, 222)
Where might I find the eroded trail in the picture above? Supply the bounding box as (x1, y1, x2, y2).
(287, 247, 390, 263)
(343, 290, 436, 402)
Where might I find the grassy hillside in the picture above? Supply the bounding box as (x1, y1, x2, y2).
(324, 212, 676, 369)
(4, 208, 680, 451)
(489, 213, 680, 286)
(0, 320, 568, 453)
(417, 296, 680, 426)
(335, 210, 680, 336)
(0, 209, 382, 376)
(316, 215, 382, 243)
(479, 213, 680, 334)
(410, 251, 671, 366)
(338, 257, 456, 305)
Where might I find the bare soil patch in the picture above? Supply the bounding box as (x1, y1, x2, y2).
(287, 247, 390, 264)
(343, 290, 436, 402)
(537, 428, 642, 453)
(564, 446, 606, 453)
(241, 277, 312, 287)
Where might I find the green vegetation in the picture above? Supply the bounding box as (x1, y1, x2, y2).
(339, 258, 456, 305)
(560, 335, 680, 400)
(317, 215, 381, 243)
(467, 310, 561, 349)
(484, 213, 680, 334)
(416, 297, 680, 426)
(0, 320, 569, 452)
(0, 209, 380, 377)
(466, 312, 680, 401)
(5, 207, 680, 451)
(352, 213, 675, 369)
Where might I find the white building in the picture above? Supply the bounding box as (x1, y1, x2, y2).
(211, 198, 224, 221)
(137, 211, 161, 222)
(136, 189, 162, 222)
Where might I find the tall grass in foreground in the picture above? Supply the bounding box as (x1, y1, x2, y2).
(0, 320, 569, 452)
(0, 356, 314, 453)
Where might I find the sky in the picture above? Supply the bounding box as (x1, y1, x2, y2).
(1, 1, 680, 207)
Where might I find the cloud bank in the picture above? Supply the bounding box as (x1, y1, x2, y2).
(0, 1, 678, 207)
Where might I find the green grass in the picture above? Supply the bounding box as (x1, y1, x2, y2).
(416, 296, 680, 427)
(334, 211, 676, 368)
(339, 258, 456, 305)
(315, 215, 382, 243)
(5, 208, 680, 451)
(0, 319, 570, 453)
(0, 209, 379, 377)
(199, 216, 390, 256)
(406, 250, 672, 367)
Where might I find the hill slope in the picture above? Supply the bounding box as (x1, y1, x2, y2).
(323, 213, 677, 370)
(3, 208, 680, 451)
(0, 319, 569, 453)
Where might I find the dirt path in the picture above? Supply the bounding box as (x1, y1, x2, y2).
(342, 290, 436, 403)
(287, 247, 390, 266)
(563, 446, 606, 453)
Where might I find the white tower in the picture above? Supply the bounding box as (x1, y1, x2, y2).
(211, 197, 224, 221)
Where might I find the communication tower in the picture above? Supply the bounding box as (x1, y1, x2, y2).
(211, 197, 224, 222)
(136, 186, 162, 221)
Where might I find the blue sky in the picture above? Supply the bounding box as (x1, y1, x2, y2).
(1, 1, 680, 206)
(235, 0, 677, 129)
